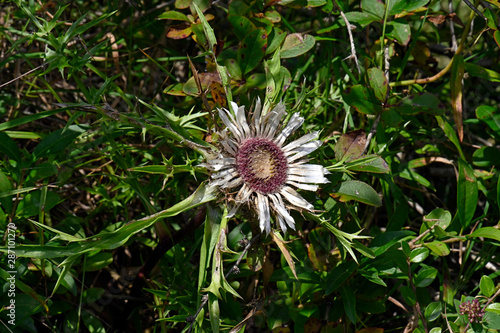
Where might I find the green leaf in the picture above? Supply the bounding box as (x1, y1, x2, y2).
(345, 11, 381, 27)
(425, 241, 450, 256)
(345, 155, 390, 173)
(266, 27, 286, 55)
(33, 124, 89, 160)
(414, 266, 438, 287)
(334, 129, 366, 162)
(421, 208, 452, 233)
(238, 27, 267, 74)
(0, 132, 22, 162)
(0, 170, 13, 212)
(436, 116, 465, 159)
(457, 159, 478, 229)
(473, 146, 500, 167)
(390, 0, 430, 14)
(340, 286, 357, 323)
(208, 294, 220, 333)
(401, 285, 416, 306)
(424, 302, 442, 322)
(486, 303, 500, 315)
(480, 275, 495, 297)
(386, 19, 411, 46)
(361, 0, 385, 19)
(410, 247, 429, 263)
(333, 180, 382, 207)
(280, 33, 315, 58)
(476, 105, 500, 134)
(484, 312, 500, 329)
(468, 227, 500, 242)
(192, 3, 217, 51)
(228, 15, 256, 41)
(85, 252, 113, 272)
(367, 67, 388, 102)
(465, 62, 500, 82)
(0, 267, 49, 313)
(158, 10, 191, 21)
(342, 85, 382, 115)
(394, 92, 445, 115)
(325, 261, 357, 295)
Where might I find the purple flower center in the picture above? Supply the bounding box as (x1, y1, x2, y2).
(236, 137, 288, 194)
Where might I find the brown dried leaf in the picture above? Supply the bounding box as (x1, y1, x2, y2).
(334, 129, 367, 162)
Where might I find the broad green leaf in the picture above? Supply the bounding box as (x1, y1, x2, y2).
(228, 15, 256, 41)
(401, 285, 416, 306)
(266, 27, 286, 55)
(457, 159, 478, 229)
(85, 252, 113, 272)
(33, 124, 88, 160)
(414, 266, 438, 287)
(342, 85, 382, 115)
(498, 176, 500, 214)
(280, 33, 315, 58)
(390, 0, 430, 14)
(436, 116, 465, 159)
(476, 105, 500, 134)
(480, 275, 495, 297)
(345, 11, 381, 27)
(158, 10, 191, 21)
(334, 129, 366, 162)
(0, 267, 49, 313)
(367, 67, 388, 102)
(424, 302, 442, 322)
(0, 131, 22, 162)
(486, 303, 500, 315)
(333, 180, 382, 207)
(473, 146, 500, 167)
(345, 155, 390, 173)
(238, 27, 267, 74)
(484, 312, 500, 329)
(468, 227, 500, 242)
(340, 286, 357, 323)
(394, 92, 445, 115)
(386, 19, 411, 46)
(325, 261, 357, 295)
(359, 269, 387, 286)
(361, 0, 385, 19)
(425, 241, 450, 256)
(421, 208, 452, 233)
(465, 62, 500, 82)
(410, 247, 429, 263)
(0, 170, 13, 212)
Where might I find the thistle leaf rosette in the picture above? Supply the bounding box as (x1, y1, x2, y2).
(205, 98, 330, 234)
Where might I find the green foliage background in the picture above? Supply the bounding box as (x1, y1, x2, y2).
(1, 0, 500, 332)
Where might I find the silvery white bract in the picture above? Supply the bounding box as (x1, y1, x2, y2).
(205, 98, 330, 234)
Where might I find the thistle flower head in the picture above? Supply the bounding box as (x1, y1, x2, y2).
(205, 98, 329, 234)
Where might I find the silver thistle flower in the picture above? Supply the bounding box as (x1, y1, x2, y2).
(206, 98, 330, 234)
